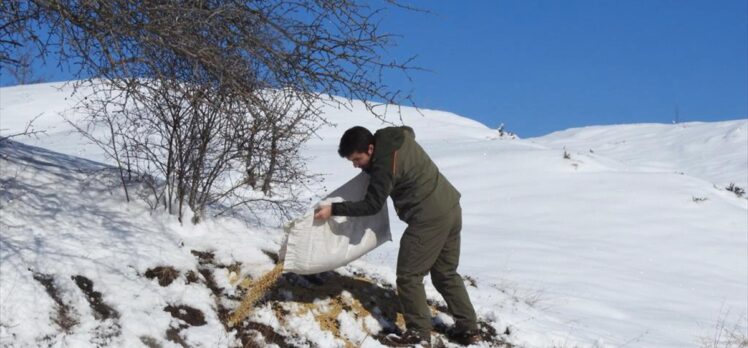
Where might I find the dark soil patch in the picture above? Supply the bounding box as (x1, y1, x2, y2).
(71, 275, 119, 320)
(234, 321, 291, 348)
(145, 266, 180, 287)
(189, 250, 297, 347)
(263, 271, 402, 333)
(477, 321, 510, 346)
(432, 318, 513, 347)
(162, 304, 205, 348)
(198, 268, 224, 296)
(139, 335, 162, 348)
(196, 271, 238, 317)
(164, 305, 206, 326)
(190, 252, 230, 327)
(186, 245, 514, 347)
(190, 250, 215, 265)
(188, 248, 511, 347)
(185, 270, 200, 284)
(191, 250, 241, 296)
(30, 271, 78, 332)
(185, 248, 510, 347)
(165, 327, 188, 348)
(266, 270, 512, 347)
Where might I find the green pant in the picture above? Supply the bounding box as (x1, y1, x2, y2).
(396, 204, 478, 337)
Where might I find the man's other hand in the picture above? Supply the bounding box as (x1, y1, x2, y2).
(314, 205, 332, 221)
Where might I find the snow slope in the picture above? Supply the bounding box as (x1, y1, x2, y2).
(529, 121, 748, 189)
(0, 141, 277, 346)
(1, 82, 747, 347)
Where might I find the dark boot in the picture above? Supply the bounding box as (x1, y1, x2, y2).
(383, 330, 431, 347)
(446, 327, 481, 346)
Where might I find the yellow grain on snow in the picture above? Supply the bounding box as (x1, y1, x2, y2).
(227, 263, 284, 327)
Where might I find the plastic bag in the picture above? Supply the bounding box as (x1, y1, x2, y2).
(279, 172, 391, 274)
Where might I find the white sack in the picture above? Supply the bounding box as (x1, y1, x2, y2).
(280, 172, 391, 274)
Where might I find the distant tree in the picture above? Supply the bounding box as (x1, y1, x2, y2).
(563, 148, 571, 160)
(726, 183, 745, 198)
(495, 123, 517, 139)
(3, 1, 417, 223)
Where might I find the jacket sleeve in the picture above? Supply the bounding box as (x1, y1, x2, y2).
(330, 154, 394, 217)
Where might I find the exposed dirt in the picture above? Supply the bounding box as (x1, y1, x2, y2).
(70, 275, 122, 346)
(161, 303, 206, 347)
(164, 305, 206, 326)
(185, 270, 200, 284)
(165, 327, 188, 348)
(233, 320, 293, 348)
(189, 250, 299, 347)
(263, 271, 402, 334)
(190, 249, 215, 265)
(30, 252, 509, 347)
(138, 335, 162, 348)
(188, 248, 512, 347)
(71, 275, 119, 321)
(30, 270, 78, 332)
(145, 266, 180, 287)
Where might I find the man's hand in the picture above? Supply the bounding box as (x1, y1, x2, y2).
(314, 205, 332, 221)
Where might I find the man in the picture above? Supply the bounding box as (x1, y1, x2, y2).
(314, 126, 480, 347)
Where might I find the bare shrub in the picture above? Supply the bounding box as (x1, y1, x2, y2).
(6, 1, 417, 223)
(699, 309, 748, 348)
(563, 148, 571, 160)
(726, 183, 745, 198)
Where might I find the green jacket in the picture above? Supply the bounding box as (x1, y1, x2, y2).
(331, 126, 461, 223)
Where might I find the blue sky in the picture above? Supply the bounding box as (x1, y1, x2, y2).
(2, 0, 746, 137)
(379, 0, 747, 136)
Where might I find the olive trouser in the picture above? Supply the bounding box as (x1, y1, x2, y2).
(396, 204, 478, 337)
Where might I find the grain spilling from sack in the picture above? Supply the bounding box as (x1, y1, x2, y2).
(228, 263, 284, 327)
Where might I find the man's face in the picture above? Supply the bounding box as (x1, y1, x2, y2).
(346, 144, 374, 169)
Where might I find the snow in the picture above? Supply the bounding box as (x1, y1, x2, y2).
(1, 82, 746, 347)
(530, 121, 748, 189)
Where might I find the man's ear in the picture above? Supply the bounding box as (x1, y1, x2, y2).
(367, 144, 374, 156)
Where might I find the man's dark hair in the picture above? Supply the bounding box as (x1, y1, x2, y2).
(338, 126, 374, 157)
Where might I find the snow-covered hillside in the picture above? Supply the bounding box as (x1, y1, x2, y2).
(1, 82, 746, 348)
(530, 121, 748, 189)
